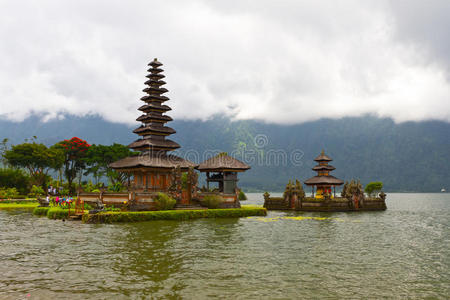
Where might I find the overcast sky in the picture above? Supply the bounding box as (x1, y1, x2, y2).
(0, 0, 449, 125)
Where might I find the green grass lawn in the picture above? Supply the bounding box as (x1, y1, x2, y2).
(0, 202, 39, 209)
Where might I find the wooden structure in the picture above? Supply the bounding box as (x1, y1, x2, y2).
(110, 58, 196, 194)
(197, 153, 250, 194)
(304, 150, 344, 198)
(263, 151, 387, 212)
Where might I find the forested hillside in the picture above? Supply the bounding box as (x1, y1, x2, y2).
(1, 115, 449, 192)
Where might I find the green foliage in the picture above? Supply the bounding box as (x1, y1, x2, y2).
(200, 195, 224, 209)
(154, 192, 176, 210)
(33, 206, 51, 216)
(82, 180, 95, 192)
(181, 172, 188, 189)
(53, 137, 90, 194)
(46, 207, 70, 219)
(82, 207, 267, 223)
(92, 188, 101, 193)
(365, 181, 383, 197)
(238, 190, 247, 200)
(107, 182, 125, 192)
(104, 205, 121, 212)
(0, 187, 19, 199)
(0, 202, 38, 210)
(3, 142, 62, 186)
(28, 185, 45, 198)
(84, 143, 135, 185)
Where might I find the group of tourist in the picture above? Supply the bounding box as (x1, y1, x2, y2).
(44, 194, 74, 207)
(47, 185, 63, 196)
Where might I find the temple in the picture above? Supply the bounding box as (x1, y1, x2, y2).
(110, 58, 197, 192)
(263, 150, 387, 212)
(304, 150, 343, 198)
(79, 59, 249, 210)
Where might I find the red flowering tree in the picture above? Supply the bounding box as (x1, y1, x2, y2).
(52, 137, 90, 194)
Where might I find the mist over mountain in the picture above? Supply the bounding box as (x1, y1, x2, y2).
(1, 115, 449, 192)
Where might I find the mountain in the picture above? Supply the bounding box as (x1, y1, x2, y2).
(1, 115, 449, 192)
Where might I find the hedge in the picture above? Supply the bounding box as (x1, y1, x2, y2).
(33, 206, 51, 216)
(46, 207, 71, 219)
(82, 207, 267, 224)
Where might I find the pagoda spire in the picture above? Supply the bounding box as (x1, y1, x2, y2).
(129, 58, 180, 154)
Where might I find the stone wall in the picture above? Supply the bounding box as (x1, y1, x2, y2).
(264, 193, 387, 212)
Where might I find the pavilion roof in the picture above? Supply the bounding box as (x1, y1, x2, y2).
(197, 153, 250, 172)
(304, 175, 344, 186)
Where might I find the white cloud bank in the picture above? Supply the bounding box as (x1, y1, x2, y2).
(0, 0, 449, 125)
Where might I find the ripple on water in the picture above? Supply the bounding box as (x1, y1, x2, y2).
(0, 193, 449, 299)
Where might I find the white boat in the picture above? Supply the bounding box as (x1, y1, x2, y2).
(441, 188, 446, 192)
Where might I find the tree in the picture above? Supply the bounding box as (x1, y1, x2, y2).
(0, 168, 31, 195)
(84, 143, 135, 186)
(364, 181, 383, 197)
(3, 142, 62, 187)
(54, 137, 90, 194)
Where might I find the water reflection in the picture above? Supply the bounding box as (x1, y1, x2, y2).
(0, 193, 449, 299)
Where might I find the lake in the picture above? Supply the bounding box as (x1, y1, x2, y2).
(1, 193, 449, 299)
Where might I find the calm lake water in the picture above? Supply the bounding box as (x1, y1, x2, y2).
(1, 193, 449, 299)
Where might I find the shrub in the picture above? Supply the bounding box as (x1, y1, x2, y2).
(154, 192, 176, 210)
(238, 190, 247, 200)
(28, 185, 45, 198)
(33, 206, 51, 216)
(46, 207, 70, 219)
(104, 205, 121, 212)
(0, 168, 31, 195)
(108, 182, 124, 192)
(0, 187, 19, 199)
(200, 195, 224, 209)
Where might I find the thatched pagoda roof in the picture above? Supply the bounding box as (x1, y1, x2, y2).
(133, 125, 176, 135)
(138, 104, 171, 113)
(148, 59, 163, 67)
(314, 150, 333, 162)
(304, 175, 344, 186)
(110, 153, 197, 170)
(144, 79, 166, 86)
(312, 164, 336, 171)
(197, 153, 250, 172)
(128, 138, 180, 151)
(136, 113, 173, 123)
(143, 87, 168, 94)
(140, 95, 169, 102)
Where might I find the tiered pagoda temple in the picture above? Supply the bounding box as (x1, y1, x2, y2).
(110, 58, 196, 191)
(304, 150, 344, 198)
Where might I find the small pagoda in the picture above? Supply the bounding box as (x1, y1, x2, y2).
(304, 150, 344, 198)
(110, 58, 196, 191)
(197, 153, 250, 195)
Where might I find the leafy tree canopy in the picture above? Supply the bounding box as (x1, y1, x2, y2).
(53, 137, 90, 194)
(84, 143, 135, 185)
(3, 142, 62, 186)
(364, 181, 383, 197)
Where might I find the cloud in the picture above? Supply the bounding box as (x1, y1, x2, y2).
(0, 0, 448, 125)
